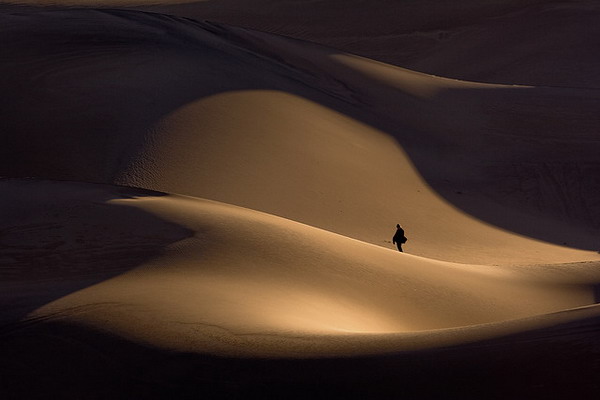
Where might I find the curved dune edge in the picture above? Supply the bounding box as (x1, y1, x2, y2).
(3, 180, 599, 358)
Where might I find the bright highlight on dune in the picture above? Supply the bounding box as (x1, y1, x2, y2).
(2, 1, 600, 399)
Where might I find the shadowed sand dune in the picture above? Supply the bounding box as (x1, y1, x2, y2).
(1, 2, 600, 399)
(7, 1, 600, 87)
(136, 0, 600, 87)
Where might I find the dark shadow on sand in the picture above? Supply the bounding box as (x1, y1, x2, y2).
(0, 179, 193, 327)
(2, 312, 599, 400)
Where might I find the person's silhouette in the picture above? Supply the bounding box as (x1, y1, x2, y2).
(392, 224, 407, 252)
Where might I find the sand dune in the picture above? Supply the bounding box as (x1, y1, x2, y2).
(1, 7, 599, 264)
(2, 3, 600, 399)
(9, 1, 599, 86)
(2, 179, 600, 397)
(7, 181, 600, 345)
(135, 0, 600, 87)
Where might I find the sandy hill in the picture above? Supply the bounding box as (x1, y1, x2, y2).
(1, 3, 600, 399)
(2, 179, 600, 398)
(1, 7, 599, 265)
(13, 0, 600, 88)
(5, 1, 600, 86)
(131, 0, 600, 88)
(139, 0, 600, 87)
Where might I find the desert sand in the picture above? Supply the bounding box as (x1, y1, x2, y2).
(1, 1, 600, 399)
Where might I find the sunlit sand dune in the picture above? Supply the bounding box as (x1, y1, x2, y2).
(9, 181, 600, 339)
(1, 7, 599, 264)
(2, 3, 600, 399)
(124, 88, 600, 265)
(2, 179, 600, 397)
(2, 180, 600, 351)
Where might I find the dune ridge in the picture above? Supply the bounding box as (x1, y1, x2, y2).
(137, 0, 600, 87)
(11, 0, 598, 87)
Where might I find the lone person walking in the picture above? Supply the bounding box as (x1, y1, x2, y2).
(392, 224, 407, 252)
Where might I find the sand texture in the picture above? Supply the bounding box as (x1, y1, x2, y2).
(1, 2, 600, 399)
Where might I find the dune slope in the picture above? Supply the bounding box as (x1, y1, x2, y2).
(1, 7, 599, 264)
(136, 0, 600, 87)
(3, 180, 600, 352)
(2, 179, 600, 398)
(9, 1, 599, 86)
